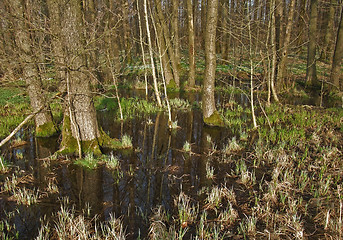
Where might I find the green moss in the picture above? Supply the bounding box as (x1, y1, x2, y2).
(36, 121, 58, 137)
(59, 116, 128, 156)
(203, 111, 225, 127)
(167, 80, 179, 92)
(98, 128, 123, 149)
(59, 116, 101, 156)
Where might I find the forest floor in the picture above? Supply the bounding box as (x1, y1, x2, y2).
(1, 58, 343, 239)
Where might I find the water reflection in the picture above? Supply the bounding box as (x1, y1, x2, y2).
(1, 93, 237, 239)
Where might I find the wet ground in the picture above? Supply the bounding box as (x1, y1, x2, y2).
(0, 89, 341, 239)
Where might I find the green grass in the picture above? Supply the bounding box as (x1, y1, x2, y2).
(0, 87, 31, 138)
(95, 96, 160, 120)
(74, 153, 99, 170)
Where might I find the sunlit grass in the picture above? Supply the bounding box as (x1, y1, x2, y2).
(182, 141, 191, 152)
(121, 134, 133, 148)
(0, 87, 31, 137)
(0, 156, 9, 173)
(12, 187, 39, 206)
(74, 153, 98, 170)
(103, 153, 120, 170)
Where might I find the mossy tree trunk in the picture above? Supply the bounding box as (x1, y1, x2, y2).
(58, 0, 116, 155)
(10, 0, 57, 137)
(202, 0, 224, 127)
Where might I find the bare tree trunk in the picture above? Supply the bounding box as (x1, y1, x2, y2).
(320, 0, 337, 61)
(10, 0, 57, 137)
(271, 0, 280, 102)
(155, 0, 180, 87)
(248, 6, 258, 129)
(201, 0, 207, 48)
(136, 0, 149, 97)
(171, 0, 181, 69)
(152, 14, 172, 127)
(144, 0, 162, 107)
(306, 0, 319, 86)
(121, 0, 131, 64)
(155, 15, 174, 85)
(203, 0, 224, 126)
(330, 4, 343, 91)
(187, 0, 196, 88)
(277, 0, 296, 89)
(221, 1, 229, 61)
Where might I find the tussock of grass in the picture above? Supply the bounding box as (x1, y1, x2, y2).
(95, 97, 159, 120)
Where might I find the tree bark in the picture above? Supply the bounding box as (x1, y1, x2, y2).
(330, 4, 343, 91)
(145, 0, 162, 107)
(156, 17, 174, 85)
(320, 0, 337, 61)
(201, 0, 207, 49)
(202, 0, 223, 126)
(171, 0, 181, 70)
(187, 0, 196, 87)
(58, 0, 111, 155)
(277, 0, 296, 89)
(155, 0, 180, 87)
(306, 0, 319, 86)
(271, 0, 280, 102)
(10, 0, 57, 137)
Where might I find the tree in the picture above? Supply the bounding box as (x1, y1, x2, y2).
(320, 0, 337, 61)
(330, 4, 343, 91)
(187, 0, 196, 88)
(155, 0, 180, 87)
(55, 0, 119, 156)
(171, 0, 181, 69)
(277, 0, 296, 89)
(9, 0, 58, 137)
(202, 0, 224, 127)
(306, 0, 319, 86)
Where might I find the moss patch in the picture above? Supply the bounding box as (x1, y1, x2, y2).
(58, 116, 101, 156)
(98, 128, 123, 149)
(167, 80, 179, 92)
(204, 111, 225, 127)
(36, 121, 59, 138)
(58, 116, 128, 156)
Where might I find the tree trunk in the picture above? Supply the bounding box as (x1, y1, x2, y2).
(145, 0, 162, 107)
(221, 1, 229, 61)
(320, 0, 337, 61)
(202, 0, 224, 126)
(58, 0, 116, 155)
(201, 0, 207, 49)
(156, 17, 174, 85)
(47, 0, 67, 92)
(171, 0, 181, 69)
(306, 0, 319, 86)
(10, 0, 57, 137)
(271, 0, 280, 102)
(330, 4, 343, 91)
(277, 0, 296, 89)
(187, 0, 196, 88)
(155, 0, 180, 87)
